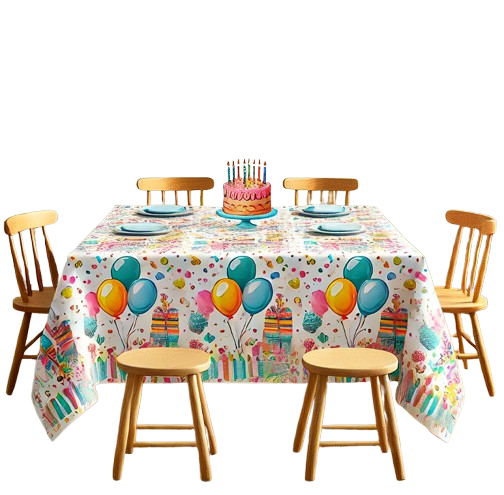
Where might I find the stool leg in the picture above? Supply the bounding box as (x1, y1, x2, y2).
(113, 375, 138, 480)
(370, 376, 388, 453)
(188, 374, 212, 481)
(196, 373, 217, 455)
(293, 372, 318, 452)
(126, 375, 144, 454)
(379, 375, 405, 481)
(305, 374, 327, 481)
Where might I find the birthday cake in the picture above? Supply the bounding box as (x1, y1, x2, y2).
(223, 159, 271, 216)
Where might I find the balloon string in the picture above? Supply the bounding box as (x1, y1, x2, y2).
(340, 320, 350, 347)
(226, 319, 239, 351)
(352, 315, 366, 347)
(239, 314, 253, 347)
(114, 319, 126, 350)
(126, 315, 138, 348)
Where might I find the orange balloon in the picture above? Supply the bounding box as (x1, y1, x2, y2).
(211, 278, 242, 318)
(325, 278, 357, 317)
(97, 279, 128, 318)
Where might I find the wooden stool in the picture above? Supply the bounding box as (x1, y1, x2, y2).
(293, 348, 405, 481)
(113, 348, 217, 482)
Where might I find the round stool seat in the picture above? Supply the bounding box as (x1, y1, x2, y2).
(302, 348, 398, 378)
(117, 348, 210, 377)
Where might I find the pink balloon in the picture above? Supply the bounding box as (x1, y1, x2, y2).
(85, 292, 100, 317)
(195, 290, 214, 318)
(310, 290, 329, 317)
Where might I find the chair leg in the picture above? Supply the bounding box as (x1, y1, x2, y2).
(370, 376, 388, 453)
(126, 375, 144, 454)
(188, 374, 212, 481)
(6, 312, 32, 395)
(196, 373, 217, 455)
(113, 375, 138, 480)
(305, 374, 327, 481)
(454, 314, 468, 369)
(379, 375, 405, 481)
(293, 372, 318, 452)
(470, 313, 495, 396)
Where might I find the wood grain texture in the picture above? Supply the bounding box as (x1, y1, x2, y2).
(137, 177, 214, 206)
(293, 372, 318, 452)
(305, 375, 327, 481)
(283, 177, 358, 206)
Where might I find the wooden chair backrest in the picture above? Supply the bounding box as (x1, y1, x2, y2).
(283, 178, 359, 206)
(4, 210, 59, 302)
(444, 210, 497, 301)
(137, 177, 215, 206)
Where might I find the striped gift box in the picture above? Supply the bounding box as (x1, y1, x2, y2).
(150, 307, 179, 347)
(263, 307, 293, 352)
(378, 307, 408, 342)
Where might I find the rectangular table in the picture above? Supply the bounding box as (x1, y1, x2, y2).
(32, 205, 463, 441)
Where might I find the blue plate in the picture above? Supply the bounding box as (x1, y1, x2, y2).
(145, 205, 185, 214)
(303, 205, 346, 214)
(121, 222, 166, 233)
(318, 222, 362, 233)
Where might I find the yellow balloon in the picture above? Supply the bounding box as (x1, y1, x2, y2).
(212, 278, 242, 318)
(97, 279, 128, 318)
(325, 278, 357, 317)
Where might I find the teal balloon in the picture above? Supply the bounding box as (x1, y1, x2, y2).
(357, 279, 389, 317)
(242, 278, 273, 315)
(111, 256, 141, 291)
(128, 279, 157, 316)
(227, 256, 256, 292)
(343, 256, 373, 291)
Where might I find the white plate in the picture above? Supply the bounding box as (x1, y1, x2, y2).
(137, 207, 194, 218)
(309, 226, 366, 236)
(112, 226, 172, 236)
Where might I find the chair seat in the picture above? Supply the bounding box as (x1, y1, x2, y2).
(302, 348, 398, 378)
(117, 348, 210, 377)
(13, 287, 55, 313)
(435, 287, 487, 313)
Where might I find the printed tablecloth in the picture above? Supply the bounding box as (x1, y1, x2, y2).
(32, 206, 463, 441)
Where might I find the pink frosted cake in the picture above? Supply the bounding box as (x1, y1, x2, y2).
(223, 159, 271, 216)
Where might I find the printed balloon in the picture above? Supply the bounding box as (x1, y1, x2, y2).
(128, 278, 158, 316)
(111, 256, 141, 291)
(357, 279, 390, 316)
(343, 256, 373, 292)
(242, 278, 273, 315)
(211, 278, 242, 318)
(227, 256, 256, 292)
(97, 279, 128, 318)
(325, 278, 357, 317)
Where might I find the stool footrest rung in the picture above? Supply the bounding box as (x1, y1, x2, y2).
(320, 441, 380, 447)
(136, 424, 194, 430)
(322, 424, 377, 430)
(133, 441, 197, 448)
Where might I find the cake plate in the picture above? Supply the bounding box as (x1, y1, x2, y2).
(216, 208, 278, 229)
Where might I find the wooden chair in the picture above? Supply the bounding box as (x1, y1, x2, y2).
(113, 348, 217, 482)
(4, 210, 59, 395)
(435, 210, 497, 396)
(294, 348, 404, 481)
(137, 177, 214, 206)
(283, 178, 358, 206)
